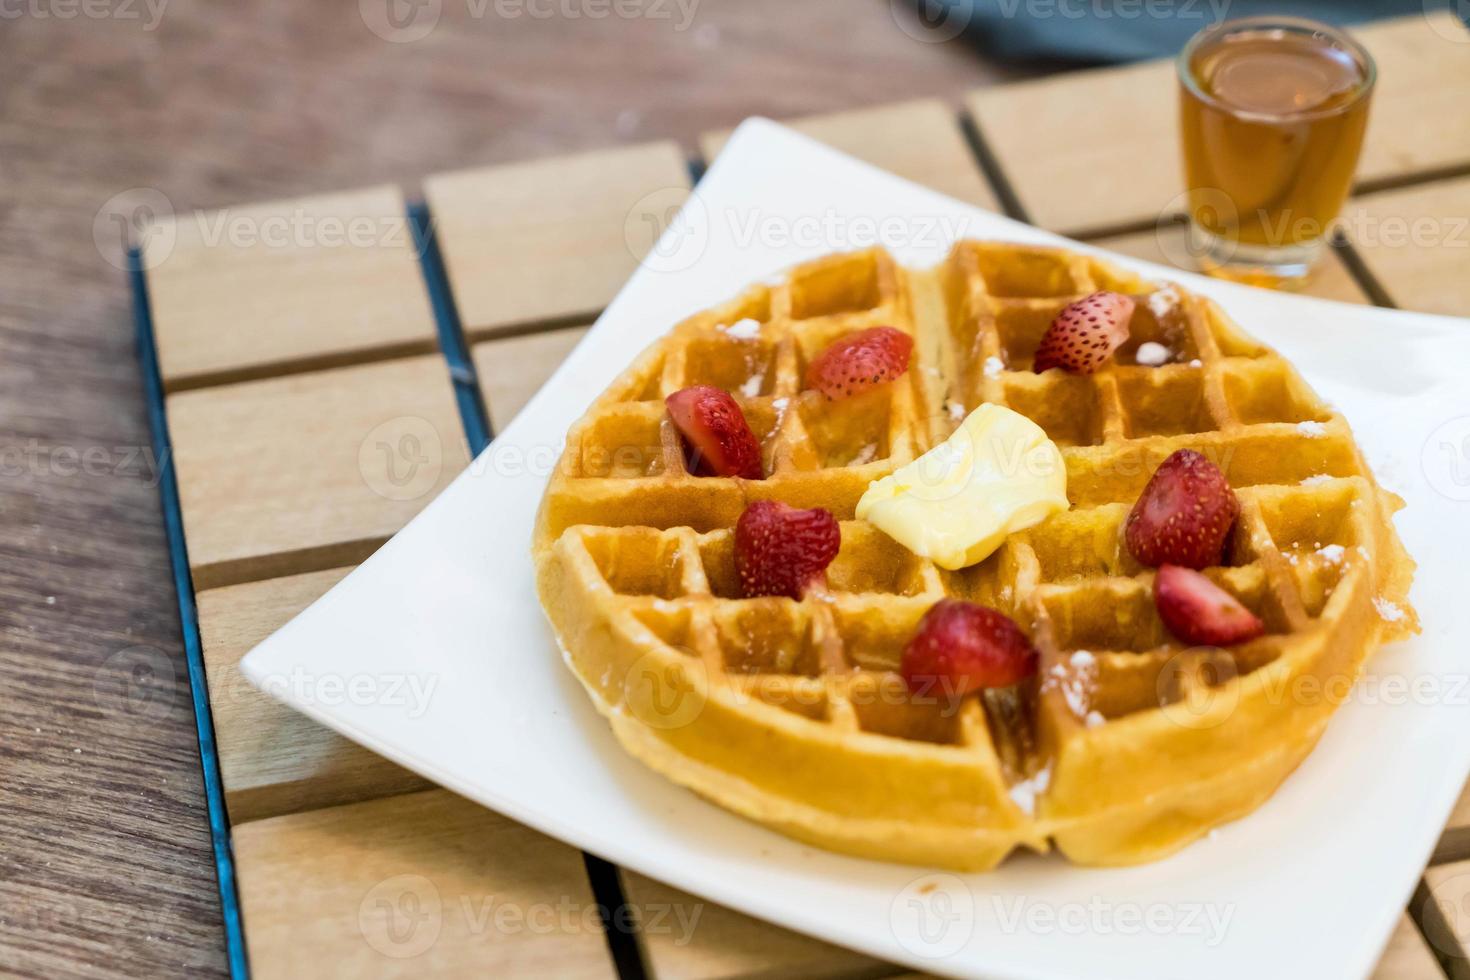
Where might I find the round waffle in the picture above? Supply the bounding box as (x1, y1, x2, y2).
(533, 242, 1418, 870)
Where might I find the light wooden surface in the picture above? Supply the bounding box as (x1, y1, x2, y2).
(145, 186, 439, 390)
(425, 143, 692, 339)
(198, 567, 430, 823)
(232, 790, 614, 979)
(1349, 176, 1470, 316)
(621, 872, 884, 980)
(1371, 914, 1443, 979)
(168, 355, 469, 590)
(472, 327, 590, 430)
(968, 13, 1470, 235)
(1093, 224, 1371, 306)
(702, 98, 999, 210)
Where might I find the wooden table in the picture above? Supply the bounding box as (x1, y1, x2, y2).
(4, 4, 1468, 979)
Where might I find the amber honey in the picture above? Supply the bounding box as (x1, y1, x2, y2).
(1178, 18, 1374, 281)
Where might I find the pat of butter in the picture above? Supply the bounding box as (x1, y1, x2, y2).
(856, 404, 1068, 570)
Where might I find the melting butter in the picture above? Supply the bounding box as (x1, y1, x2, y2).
(856, 404, 1068, 570)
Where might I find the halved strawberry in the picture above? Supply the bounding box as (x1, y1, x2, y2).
(666, 386, 763, 480)
(806, 326, 914, 400)
(734, 500, 840, 599)
(1154, 564, 1265, 647)
(1125, 448, 1239, 569)
(900, 599, 1037, 697)
(1033, 291, 1135, 374)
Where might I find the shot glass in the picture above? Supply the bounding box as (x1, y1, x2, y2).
(1178, 16, 1375, 286)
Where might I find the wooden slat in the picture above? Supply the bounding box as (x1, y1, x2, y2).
(966, 58, 1178, 234)
(232, 790, 614, 979)
(621, 872, 885, 980)
(144, 185, 438, 389)
(167, 355, 469, 590)
(1421, 862, 1470, 968)
(472, 327, 589, 430)
(1433, 779, 1470, 866)
(198, 567, 430, 823)
(425, 143, 691, 339)
(1347, 176, 1470, 317)
(968, 13, 1470, 235)
(1371, 914, 1444, 979)
(702, 98, 999, 210)
(1093, 224, 1371, 305)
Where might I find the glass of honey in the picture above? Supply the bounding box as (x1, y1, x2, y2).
(1178, 17, 1374, 286)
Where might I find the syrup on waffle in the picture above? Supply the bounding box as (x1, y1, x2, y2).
(534, 243, 1418, 870)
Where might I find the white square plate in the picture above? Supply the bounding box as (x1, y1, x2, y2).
(243, 120, 1470, 979)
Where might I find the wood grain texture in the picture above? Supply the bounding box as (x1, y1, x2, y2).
(0, 3, 1019, 975)
(1421, 862, 1470, 968)
(425, 143, 692, 338)
(621, 871, 887, 980)
(197, 568, 431, 823)
(167, 355, 470, 590)
(969, 13, 1470, 235)
(1093, 224, 1371, 306)
(232, 790, 614, 979)
(472, 327, 590, 430)
(145, 185, 439, 390)
(702, 98, 999, 209)
(1347, 176, 1470, 317)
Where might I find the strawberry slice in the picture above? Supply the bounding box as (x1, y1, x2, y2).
(1033, 291, 1135, 374)
(1154, 564, 1265, 647)
(734, 500, 840, 599)
(806, 326, 914, 400)
(666, 386, 764, 480)
(1125, 448, 1239, 569)
(900, 599, 1038, 697)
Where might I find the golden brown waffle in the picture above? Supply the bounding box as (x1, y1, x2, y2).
(534, 243, 1418, 870)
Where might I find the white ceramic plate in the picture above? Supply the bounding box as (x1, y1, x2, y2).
(243, 120, 1470, 980)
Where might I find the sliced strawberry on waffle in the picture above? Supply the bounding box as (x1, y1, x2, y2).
(734, 500, 840, 600)
(807, 326, 914, 400)
(901, 599, 1038, 697)
(1033, 291, 1135, 374)
(666, 386, 764, 480)
(1125, 449, 1239, 569)
(1154, 565, 1266, 647)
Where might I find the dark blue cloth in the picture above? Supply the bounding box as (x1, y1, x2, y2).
(905, 0, 1454, 63)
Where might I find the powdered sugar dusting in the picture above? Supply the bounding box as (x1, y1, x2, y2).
(723, 318, 762, 340)
(1316, 544, 1345, 564)
(1373, 597, 1406, 623)
(1301, 475, 1333, 487)
(946, 400, 967, 422)
(740, 373, 765, 398)
(1008, 765, 1051, 816)
(983, 356, 1005, 379)
(1134, 341, 1172, 367)
(1298, 421, 1328, 437)
(851, 444, 879, 466)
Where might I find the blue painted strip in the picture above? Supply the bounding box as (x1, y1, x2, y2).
(407, 202, 493, 452)
(130, 248, 250, 980)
